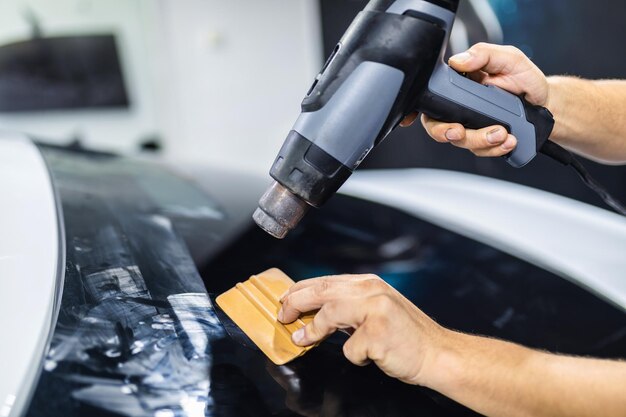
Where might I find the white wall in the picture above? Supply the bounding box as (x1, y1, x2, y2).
(0, 0, 161, 153)
(153, 0, 323, 174)
(0, 1, 324, 174)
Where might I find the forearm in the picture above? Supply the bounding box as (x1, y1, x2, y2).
(422, 330, 626, 417)
(547, 76, 626, 164)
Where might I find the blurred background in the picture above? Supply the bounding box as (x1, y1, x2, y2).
(0, 0, 624, 207)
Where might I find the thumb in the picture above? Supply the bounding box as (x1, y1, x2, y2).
(448, 51, 478, 72)
(291, 323, 324, 347)
(448, 43, 522, 75)
(291, 309, 335, 346)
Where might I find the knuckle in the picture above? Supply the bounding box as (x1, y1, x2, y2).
(470, 42, 493, 57)
(322, 300, 339, 318)
(304, 324, 318, 339)
(364, 273, 382, 281)
(431, 127, 449, 143)
(372, 278, 388, 290)
(281, 295, 292, 311)
(359, 277, 389, 295)
(467, 130, 485, 148)
(368, 341, 388, 362)
(471, 42, 488, 52)
(450, 122, 465, 132)
(309, 318, 326, 338)
(365, 316, 386, 335)
(343, 339, 366, 365)
(432, 122, 447, 134)
(504, 45, 526, 63)
(314, 280, 331, 297)
(371, 309, 394, 335)
(370, 293, 394, 314)
(357, 279, 374, 294)
(504, 45, 522, 56)
(342, 340, 355, 359)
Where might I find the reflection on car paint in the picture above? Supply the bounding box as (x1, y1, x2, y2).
(169, 293, 222, 360)
(27, 147, 229, 417)
(201, 196, 626, 360)
(48, 291, 223, 417)
(26, 146, 626, 417)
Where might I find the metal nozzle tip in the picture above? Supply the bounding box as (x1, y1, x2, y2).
(253, 208, 288, 239)
(253, 182, 310, 239)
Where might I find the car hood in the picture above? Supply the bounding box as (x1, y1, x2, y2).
(3, 136, 624, 417)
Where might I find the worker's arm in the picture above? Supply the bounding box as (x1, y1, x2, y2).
(547, 76, 626, 164)
(430, 330, 626, 417)
(278, 275, 626, 417)
(408, 43, 626, 164)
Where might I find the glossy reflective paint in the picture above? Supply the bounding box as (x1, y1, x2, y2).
(26, 146, 626, 417)
(341, 169, 626, 311)
(27, 146, 230, 417)
(203, 197, 626, 361)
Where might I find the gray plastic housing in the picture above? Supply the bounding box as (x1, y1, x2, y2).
(293, 62, 404, 169)
(427, 65, 538, 167)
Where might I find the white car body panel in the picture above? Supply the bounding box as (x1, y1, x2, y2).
(0, 134, 61, 417)
(342, 169, 626, 311)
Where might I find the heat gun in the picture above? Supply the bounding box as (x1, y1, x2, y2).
(253, 0, 623, 239)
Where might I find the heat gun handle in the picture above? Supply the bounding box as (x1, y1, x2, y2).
(420, 63, 555, 168)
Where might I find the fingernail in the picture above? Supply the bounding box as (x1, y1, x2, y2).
(445, 129, 462, 141)
(450, 52, 472, 63)
(486, 128, 506, 144)
(292, 328, 305, 345)
(277, 308, 284, 322)
(279, 290, 289, 302)
(501, 136, 517, 151)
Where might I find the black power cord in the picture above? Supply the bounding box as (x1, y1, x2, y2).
(540, 140, 626, 216)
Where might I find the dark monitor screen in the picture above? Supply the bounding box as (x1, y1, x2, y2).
(0, 34, 129, 112)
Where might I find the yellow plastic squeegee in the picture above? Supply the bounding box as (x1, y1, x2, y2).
(216, 268, 318, 365)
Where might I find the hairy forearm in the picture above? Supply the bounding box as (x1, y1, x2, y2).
(422, 330, 626, 417)
(547, 76, 626, 164)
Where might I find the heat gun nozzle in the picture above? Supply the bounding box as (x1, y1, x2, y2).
(253, 181, 310, 239)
